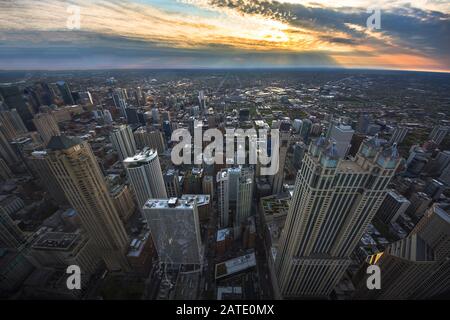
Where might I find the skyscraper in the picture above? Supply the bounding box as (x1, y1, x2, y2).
(329, 124, 354, 159)
(292, 141, 306, 171)
(133, 126, 166, 154)
(27, 150, 68, 206)
(0, 207, 26, 249)
(0, 126, 19, 166)
(32, 113, 61, 144)
(143, 197, 203, 266)
(412, 204, 450, 260)
(375, 190, 410, 225)
(217, 166, 254, 231)
(112, 88, 127, 118)
(429, 125, 449, 145)
(0, 84, 35, 131)
(354, 234, 436, 299)
(235, 173, 254, 236)
(357, 114, 371, 134)
(271, 123, 290, 194)
(151, 108, 159, 124)
(198, 90, 207, 110)
(0, 158, 13, 181)
(217, 169, 230, 228)
(0, 109, 28, 140)
(55, 81, 75, 105)
(124, 148, 167, 209)
(110, 125, 137, 161)
(45, 136, 130, 271)
(300, 118, 312, 142)
(275, 137, 401, 298)
(389, 126, 408, 145)
(354, 204, 450, 299)
(164, 169, 181, 198)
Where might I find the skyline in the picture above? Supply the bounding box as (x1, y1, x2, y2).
(0, 0, 449, 72)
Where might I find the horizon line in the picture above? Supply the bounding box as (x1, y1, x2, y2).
(1, 66, 449, 75)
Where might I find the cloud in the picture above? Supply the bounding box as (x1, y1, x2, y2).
(0, 0, 448, 71)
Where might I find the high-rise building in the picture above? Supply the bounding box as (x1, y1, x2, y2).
(45, 136, 130, 271)
(293, 119, 303, 133)
(217, 170, 230, 228)
(124, 148, 167, 209)
(202, 175, 214, 198)
(32, 113, 61, 144)
(133, 126, 166, 154)
(412, 204, 450, 260)
(163, 169, 181, 198)
(77, 91, 93, 105)
(27, 231, 101, 275)
(0, 206, 26, 249)
(110, 184, 136, 222)
(429, 125, 449, 145)
(406, 192, 432, 219)
(406, 146, 429, 176)
(271, 124, 290, 194)
(198, 90, 207, 110)
(235, 173, 254, 236)
(0, 158, 13, 181)
(217, 167, 254, 231)
(34, 81, 55, 106)
(0, 126, 19, 166)
(0, 109, 27, 140)
(103, 109, 113, 124)
(0, 84, 35, 131)
(292, 142, 306, 170)
(112, 88, 127, 118)
(354, 234, 436, 299)
(329, 124, 354, 159)
(375, 191, 410, 225)
(424, 179, 445, 201)
(183, 168, 204, 194)
(0, 195, 25, 217)
(354, 204, 450, 299)
(300, 118, 312, 142)
(142, 197, 202, 265)
(151, 108, 159, 124)
(348, 133, 366, 157)
(55, 81, 75, 105)
(27, 150, 68, 206)
(389, 126, 408, 145)
(425, 150, 450, 177)
(357, 114, 371, 134)
(110, 125, 137, 161)
(275, 137, 401, 298)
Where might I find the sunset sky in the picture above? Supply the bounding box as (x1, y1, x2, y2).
(0, 0, 449, 71)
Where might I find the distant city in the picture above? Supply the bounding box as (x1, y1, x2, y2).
(0, 68, 449, 300)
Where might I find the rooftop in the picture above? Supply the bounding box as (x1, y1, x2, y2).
(144, 196, 197, 210)
(32, 232, 79, 251)
(215, 251, 256, 279)
(123, 148, 158, 166)
(180, 194, 210, 206)
(433, 204, 450, 224)
(46, 135, 81, 151)
(387, 190, 410, 203)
